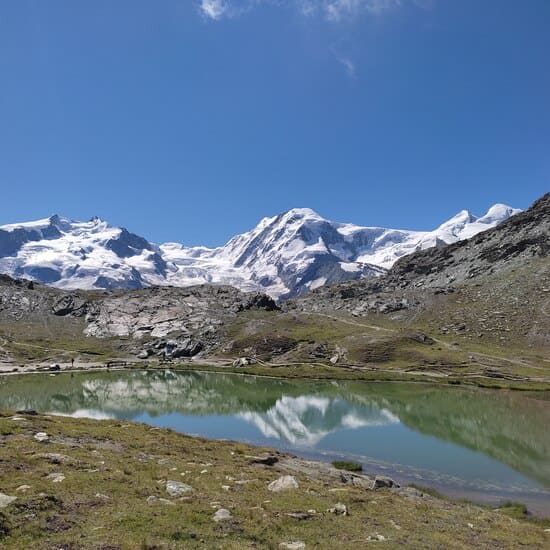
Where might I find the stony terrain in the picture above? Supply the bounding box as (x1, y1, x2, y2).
(291, 193, 550, 349)
(0, 410, 548, 549)
(0, 193, 548, 389)
(0, 277, 277, 365)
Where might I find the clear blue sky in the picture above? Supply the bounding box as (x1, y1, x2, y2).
(1, 1, 549, 246)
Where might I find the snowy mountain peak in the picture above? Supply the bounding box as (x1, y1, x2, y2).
(477, 204, 520, 224)
(0, 202, 521, 297)
(280, 207, 323, 220)
(438, 209, 476, 228)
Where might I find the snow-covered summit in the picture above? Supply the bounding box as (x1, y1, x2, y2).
(0, 214, 167, 289)
(0, 202, 521, 297)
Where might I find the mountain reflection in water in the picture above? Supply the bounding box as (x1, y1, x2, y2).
(238, 395, 399, 446)
(1, 369, 549, 496)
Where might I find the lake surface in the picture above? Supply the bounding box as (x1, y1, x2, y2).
(2, 370, 550, 514)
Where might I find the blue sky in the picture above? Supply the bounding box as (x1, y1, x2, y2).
(1, 1, 548, 246)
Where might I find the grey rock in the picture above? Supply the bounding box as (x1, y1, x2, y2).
(0, 493, 17, 508)
(166, 480, 194, 497)
(268, 475, 299, 492)
(286, 512, 313, 520)
(327, 502, 348, 516)
(146, 495, 174, 505)
(46, 473, 65, 483)
(37, 453, 73, 464)
(373, 476, 397, 490)
(213, 508, 232, 522)
(233, 356, 257, 367)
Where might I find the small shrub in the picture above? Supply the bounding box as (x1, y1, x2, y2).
(332, 460, 362, 472)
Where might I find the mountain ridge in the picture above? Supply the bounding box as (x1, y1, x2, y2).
(0, 202, 521, 298)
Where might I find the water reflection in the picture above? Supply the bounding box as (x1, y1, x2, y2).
(238, 395, 399, 445)
(1, 370, 549, 496)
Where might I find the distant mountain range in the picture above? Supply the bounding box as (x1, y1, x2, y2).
(0, 204, 521, 298)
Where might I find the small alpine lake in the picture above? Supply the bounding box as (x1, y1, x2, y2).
(1, 369, 549, 515)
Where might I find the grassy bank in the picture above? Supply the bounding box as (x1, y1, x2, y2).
(0, 410, 549, 549)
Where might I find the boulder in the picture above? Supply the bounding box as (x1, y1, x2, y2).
(373, 475, 397, 490)
(166, 339, 203, 359)
(327, 503, 348, 516)
(213, 508, 232, 522)
(268, 475, 299, 492)
(239, 293, 280, 312)
(0, 493, 17, 508)
(166, 480, 194, 497)
(232, 357, 257, 367)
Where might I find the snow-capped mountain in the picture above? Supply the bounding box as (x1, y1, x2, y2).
(0, 204, 521, 298)
(0, 215, 168, 290)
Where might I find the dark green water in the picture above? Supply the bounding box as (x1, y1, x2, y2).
(1, 370, 549, 513)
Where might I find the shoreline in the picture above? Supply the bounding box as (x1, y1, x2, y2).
(2, 359, 550, 391)
(2, 367, 550, 519)
(0, 409, 549, 548)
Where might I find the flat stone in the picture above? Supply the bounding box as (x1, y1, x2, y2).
(268, 475, 299, 492)
(15, 485, 31, 493)
(146, 495, 174, 505)
(34, 432, 49, 442)
(213, 508, 232, 522)
(47, 473, 65, 483)
(166, 480, 194, 497)
(0, 493, 17, 508)
(286, 512, 313, 520)
(279, 543, 306, 550)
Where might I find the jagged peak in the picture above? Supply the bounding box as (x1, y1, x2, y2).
(478, 203, 521, 224)
(281, 207, 323, 220)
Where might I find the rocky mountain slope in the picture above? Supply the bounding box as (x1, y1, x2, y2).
(0, 203, 519, 299)
(0, 275, 278, 364)
(292, 193, 550, 348)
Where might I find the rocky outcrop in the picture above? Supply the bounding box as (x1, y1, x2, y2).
(0, 275, 280, 359)
(51, 295, 89, 317)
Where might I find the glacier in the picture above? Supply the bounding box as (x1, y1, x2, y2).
(0, 204, 521, 298)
